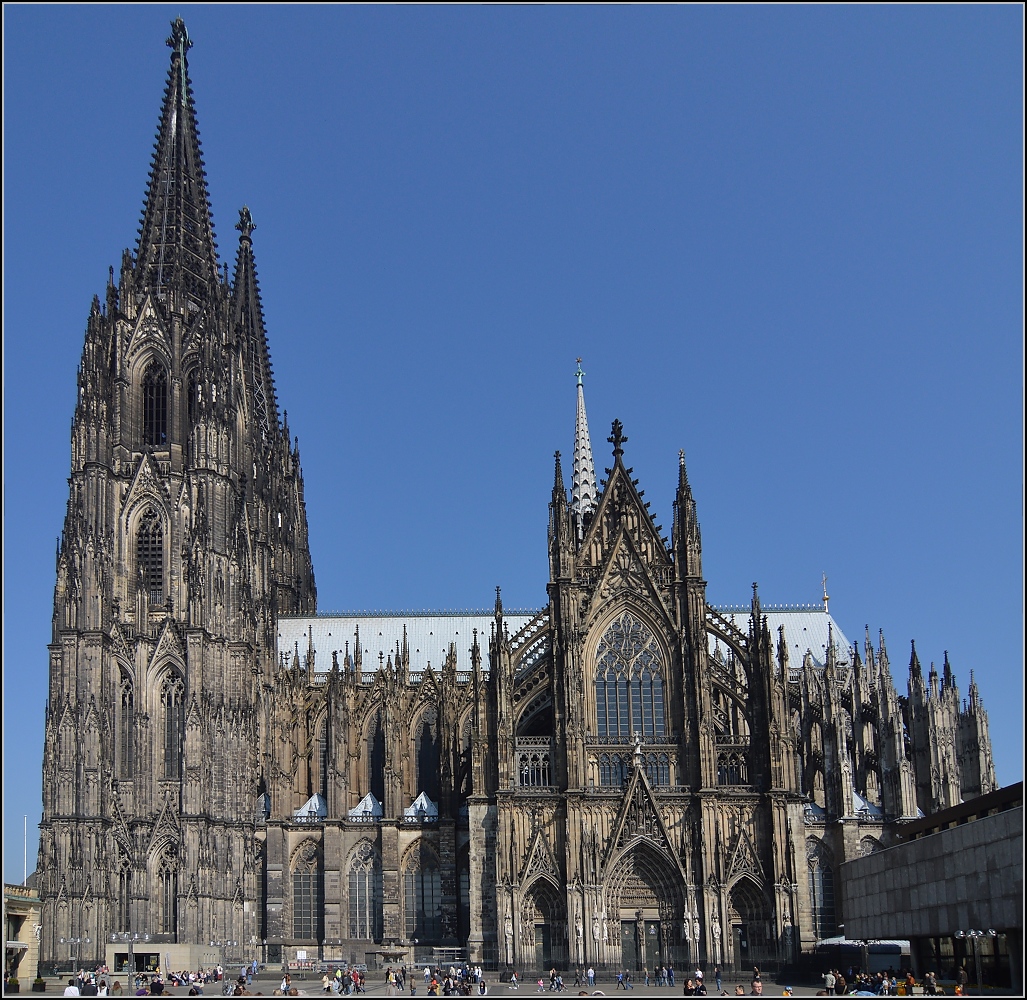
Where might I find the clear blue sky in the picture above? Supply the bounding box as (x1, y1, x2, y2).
(3, 5, 1023, 884)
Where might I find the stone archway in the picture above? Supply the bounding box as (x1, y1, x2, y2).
(605, 843, 687, 973)
(727, 877, 774, 969)
(521, 877, 566, 972)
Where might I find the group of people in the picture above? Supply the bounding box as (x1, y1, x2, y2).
(59, 964, 252, 997)
(821, 965, 958, 996)
(317, 966, 367, 995)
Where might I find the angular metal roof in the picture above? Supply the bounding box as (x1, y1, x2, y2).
(708, 607, 854, 670)
(277, 611, 537, 674)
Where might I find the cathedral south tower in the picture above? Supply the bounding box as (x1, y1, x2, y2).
(38, 19, 316, 972)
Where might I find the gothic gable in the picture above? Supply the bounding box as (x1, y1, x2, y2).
(149, 616, 185, 673)
(609, 765, 674, 858)
(125, 296, 170, 364)
(124, 452, 170, 519)
(587, 526, 671, 626)
(579, 458, 671, 578)
(520, 825, 560, 884)
(727, 826, 765, 884)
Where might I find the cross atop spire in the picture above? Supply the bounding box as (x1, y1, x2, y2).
(136, 18, 220, 304)
(570, 359, 597, 533)
(608, 419, 627, 459)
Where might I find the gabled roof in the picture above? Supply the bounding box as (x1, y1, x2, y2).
(404, 792, 438, 818)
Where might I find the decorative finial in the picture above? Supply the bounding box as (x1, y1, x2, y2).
(822, 573, 829, 613)
(236, 206, 256, 239)
(575, 358, 585, 386)
(608, 419, 627, 458)
(166, 17, 192, 53)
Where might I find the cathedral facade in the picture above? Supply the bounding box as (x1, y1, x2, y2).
(38, 21, 996, 977)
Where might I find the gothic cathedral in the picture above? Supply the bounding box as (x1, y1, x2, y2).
(38, 21, 996, 977)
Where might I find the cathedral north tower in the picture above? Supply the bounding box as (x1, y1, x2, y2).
(39, 19, 316, 971)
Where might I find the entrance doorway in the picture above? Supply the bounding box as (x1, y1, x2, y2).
(534, 924, 552, 970)
(644, 921, 662, 973)
(733, 923, 748, 966)
(621, 922, 638, 971)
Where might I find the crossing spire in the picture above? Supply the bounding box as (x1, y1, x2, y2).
(570, 358, 598, 535)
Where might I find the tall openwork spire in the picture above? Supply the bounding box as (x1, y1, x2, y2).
(570, 358, 598, 534)
(231, 207, 279, 442)
(135, 18, 220, 302)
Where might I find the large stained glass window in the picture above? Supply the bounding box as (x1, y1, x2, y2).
(348, 842, 383, 941)
(594, 612, 666, 739)
(807, 838, 836, 939)
(403, 842, 442, 941)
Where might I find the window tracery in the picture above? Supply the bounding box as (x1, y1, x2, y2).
(806, 838, 836, 939)
(403, 841, 441, 942)
(161, 672, 185, 780)
(142, 362, 168, 447)
(137, 508, 164, 606)
(594, 611, 666, 739)
(292, 840, 323, 941)
(347, 842, 383, 941)
(119, 671, 134, 779)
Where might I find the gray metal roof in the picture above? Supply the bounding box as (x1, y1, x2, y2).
(279, 607, 852, 676)
(277, 611, 537, 674)
(708, 607, 854, 670)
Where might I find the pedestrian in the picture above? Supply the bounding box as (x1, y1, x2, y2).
(587, 968, 595, 988)
(714, 968, 721, 993)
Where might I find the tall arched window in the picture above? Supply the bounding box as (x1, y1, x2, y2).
(116, 862, 132, 932)
(155, 845, 178, 937)
(347, 842, 383, 942)
(162, 673, 185, 780)
(186, 370, 201, 426)
(403, 842, 442, 942)
(594, 612, 666, 739)
(119, 671, 134, 779)
(415, 709, 440, 802)
(806, 839, 836, 939)
(292, 841, 323, 941)
(317, 719, 329, 801)
(142, 363, 169, 447)
(136, 509, 164, 605)
(367, 711, 386, 805)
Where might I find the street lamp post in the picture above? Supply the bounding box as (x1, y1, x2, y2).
(113, 931, 149, 989)
(956, 929, 997, 994)
(60, 936, 90, 974)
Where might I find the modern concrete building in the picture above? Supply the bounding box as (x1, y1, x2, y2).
(839, 782, 1023, 990)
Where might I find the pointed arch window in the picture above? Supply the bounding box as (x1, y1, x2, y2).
(187, 370, 201, 427)
(292, 842, 323, 941)
(806, 839, 836, 939)
(403, 842, 442, 942)
(137, 509, 164, 606)
(162, 673, 185, 780)
(119, 672, 134, 779)
(116, 863, 132, 932)
(317, 719, 329, 802)
(347, 842, 383, 942)
(415, 708, 440, 803)
(367, 711, 385, 805)
(156, 845, 178, 937)
(142, 362, 169, 447)
(594, 612, 666, 739)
